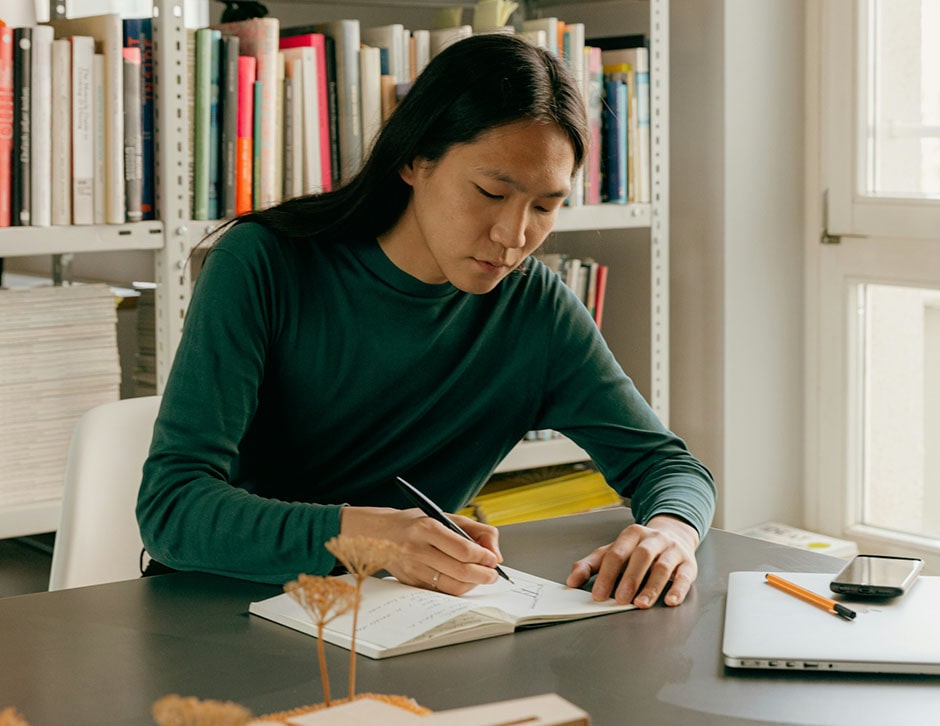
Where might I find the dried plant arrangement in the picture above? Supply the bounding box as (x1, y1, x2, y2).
(0, 707, 30, 726)
(151, 694, 252, 725)
(323, 535, 402, 698)
(283, 574, 357, 706)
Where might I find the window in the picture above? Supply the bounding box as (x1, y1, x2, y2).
(810, 0, 940, 569)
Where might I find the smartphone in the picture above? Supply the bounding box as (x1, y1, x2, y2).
(829, 554, 924, 598)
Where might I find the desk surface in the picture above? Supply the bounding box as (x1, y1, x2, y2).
(1, 508, 937, 725)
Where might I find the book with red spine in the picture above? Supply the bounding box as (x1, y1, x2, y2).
(279, 33, 331, 191)
(235, 54, 255, 215)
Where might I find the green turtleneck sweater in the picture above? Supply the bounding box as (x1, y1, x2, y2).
(138, 222, 715, 583)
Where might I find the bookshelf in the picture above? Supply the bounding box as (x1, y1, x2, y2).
(0, 0, 668, 538)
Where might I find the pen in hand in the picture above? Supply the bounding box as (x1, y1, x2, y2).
(395, 476, 514, 584)
(765, 573, 856, 621)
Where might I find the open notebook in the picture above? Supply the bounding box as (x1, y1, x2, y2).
(250, 566, 634, 659)
(722, 571, 940, 674)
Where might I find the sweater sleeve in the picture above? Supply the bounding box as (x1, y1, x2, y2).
(137, 224, 343, 583)
(535, 271, 716, 539)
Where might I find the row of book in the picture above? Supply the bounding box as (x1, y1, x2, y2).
(541, 252, 610, 330)
(0, 280, 120, 508)
(187, 13, 652, 220)
(0, 14, 154, 227)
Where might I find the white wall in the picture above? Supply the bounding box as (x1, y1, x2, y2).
(671, 0, 805, 530)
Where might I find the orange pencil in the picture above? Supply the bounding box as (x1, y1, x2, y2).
(765, 573, 857, 621)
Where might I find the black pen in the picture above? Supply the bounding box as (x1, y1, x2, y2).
(395, 476, 514, 583)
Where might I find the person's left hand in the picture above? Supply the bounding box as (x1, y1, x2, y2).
(565, 514, 700, 607)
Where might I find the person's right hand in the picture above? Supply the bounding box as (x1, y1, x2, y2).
(340, 505, 503, 594)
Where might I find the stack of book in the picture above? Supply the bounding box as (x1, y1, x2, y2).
(133, 284, 156, 396)
(461, 465, 623, 526)
(0, 283, 120, 508)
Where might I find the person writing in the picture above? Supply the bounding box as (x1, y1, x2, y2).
(137, 32, 716, 609)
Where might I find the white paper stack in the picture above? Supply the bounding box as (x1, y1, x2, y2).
(0, 284, 121, 508)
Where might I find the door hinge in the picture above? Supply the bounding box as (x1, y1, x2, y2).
(820, 189, 841, 245)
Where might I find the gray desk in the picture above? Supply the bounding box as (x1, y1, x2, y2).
(1, 509, 937, 725)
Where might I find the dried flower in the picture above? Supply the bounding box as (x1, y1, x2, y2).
(284, 574, 357, 706)
(324, 535, 402, 579)
(151, 694, 251, 725)
(324, 535, 402, 699)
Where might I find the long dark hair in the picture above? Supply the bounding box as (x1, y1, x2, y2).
(227, 32, 587, 242)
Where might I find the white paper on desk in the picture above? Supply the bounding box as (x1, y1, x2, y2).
(249, 566, 634, 658)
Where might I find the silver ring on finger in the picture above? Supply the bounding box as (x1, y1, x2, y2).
(431, 571, 441, 589)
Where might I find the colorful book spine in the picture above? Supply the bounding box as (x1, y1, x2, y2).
(122, 47, 143, 222)
(278, 32, 332, 191)
(207, 31, 221, 219)
(122, 18, 154, 219)
(235, 55, 255, 215)
(602, 78, 627, 204)
(192, 27, 215, 220)
(213, 17, 280, 209)
(0, 27, 15, 227)
(252, 78, 262, 209)
(584, 46, 603, 206)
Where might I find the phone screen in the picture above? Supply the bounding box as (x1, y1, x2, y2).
(830, 555, 924, 597)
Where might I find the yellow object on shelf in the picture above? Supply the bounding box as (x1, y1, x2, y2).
(460, 468, 623, 526)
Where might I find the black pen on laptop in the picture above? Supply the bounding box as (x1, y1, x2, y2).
(395, 476, 514, 584)
(765, 573, 856, 621)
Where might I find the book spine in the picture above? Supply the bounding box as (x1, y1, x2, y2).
(192, 27, 212, 220)
(359, 45, 381, 161)
(12, 27, 31, 226)
(122, 47, 143, 223)
(235, 55, 254, 215)
(30, 25, 53, 227)
(50, 38, 71, 225)
(123, 18, 155, 219)
(252, 78, 262, 208)
(102, 17, 124, 225)
(0, 27, 13, 227)
(317, 20, 361, 184)
(323, 36, 340, 190)
(219, 34, 239, 218)
(92, 53, 105, 224)
(70, 36, 94, 225)
(584, 46, 603, 206)
(281, 65, 296, 198)
(207, 30, 221, 220)
(602, 79, 627, 204)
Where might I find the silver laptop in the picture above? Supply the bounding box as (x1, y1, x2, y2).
(722, 571, 940, 675)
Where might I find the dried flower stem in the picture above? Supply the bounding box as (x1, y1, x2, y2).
(325, 535, 402, 699)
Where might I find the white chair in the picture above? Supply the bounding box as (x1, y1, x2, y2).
(48, 395, 162, 591)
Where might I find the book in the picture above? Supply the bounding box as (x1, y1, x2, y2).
(602, 78, 627, 204)
(122, 18, 154, 219)
(50, 38, 71, 225)
(522, 17, 559, 55)
(583, 46, 603, 206)
(47, 13, 125, 225)
(218, 34, 239, 217)
(30, 24, 54, 227)
(282, 20, 360, 183)
(213, 17, 280, 209)
(192, 27, 218, 220)
(0, 27, 13, 227)
(428, 25, 472, 59)
(280, 46, 321, 194)
(278, 32, 332, 192)
(235, 54, 255, 215)
(122, 47, 143, 222)
(361, 23, 405, 83)
(92, 53, 105, 223)
(249, 566, 634, 659)
(359, 44, 381, 158)
(12, 27, 31, 226)
(69, 35, 95, 225)
(281, 59, 301, 198)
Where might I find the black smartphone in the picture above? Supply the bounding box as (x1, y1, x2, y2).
(829, 554, 924, 598)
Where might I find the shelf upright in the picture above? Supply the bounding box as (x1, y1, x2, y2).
(152, 0, 193, 392)
(649, 0, 669, 425)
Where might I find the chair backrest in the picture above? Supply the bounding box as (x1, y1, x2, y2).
(48, 395, 162, 591)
